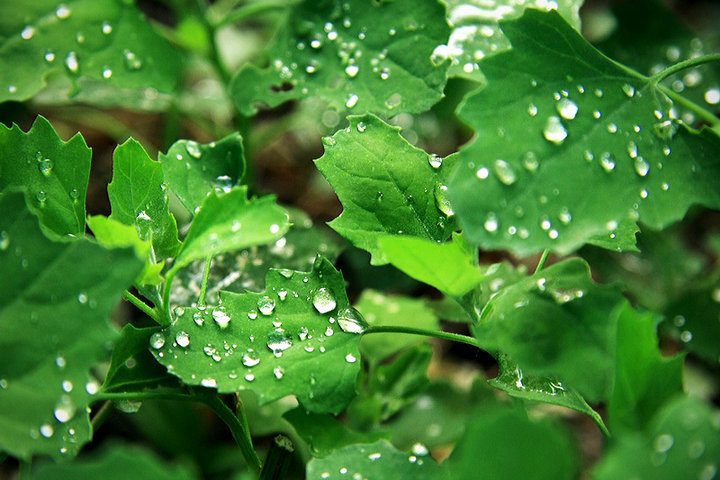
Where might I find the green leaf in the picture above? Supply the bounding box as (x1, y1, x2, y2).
(0, 192, 142, 460)
(316, 114, 453, 265)
(0, 0, 182, 102)
(447, 405, 577, 480)
(307, 439, 448, 480)
(378, 233, 482, 296)
(356, 290, 439, 364)
(0, 116, 90, 236)
(474, 258, 622, 401)
(438, 0, 583, 79)
(594, 396, 720, 480)
(447, 9, 720, 256)
(283, 407, 386, 457)
(29, 444, 198, 480)
(229, 0, 450, 117)
(153, 257, 362, 414)
(159, 133, 245, 214)
(171, 187, 290, 273)
(108, 139, 182, 260)
(489, 354, 607, 434)
(609, 304, 684, 432)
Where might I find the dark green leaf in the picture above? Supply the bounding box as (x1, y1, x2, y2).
(447, 9, 720, 256)
(154, 257, 362, 414)
(108, 139, 182, 260)
(0, 116, 90, 236)
(230, 0, 450, 116)
(0, 0, 181, 102)
(0, 192, 142, 460)
(159, 133, 245, 214)
(316, 114, 453, 265)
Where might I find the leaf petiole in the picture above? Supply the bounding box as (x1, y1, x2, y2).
(363, 326, 480, 349)
(122, 290, 168, 327)
(534, 249, 551, 274)
(650, 53, 720, 84)
(198, 255, 213, 306)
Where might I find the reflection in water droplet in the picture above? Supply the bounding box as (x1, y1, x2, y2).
(267, 329, 293, 352)
(176, 331, 190, 348)
(356, 121, 366, 132)
(258, 296, 276, 315)
(313, 288, 337, 314)
(428, 154, 443, 169)
(242, 350, 261, 367)
(543, 116, 567, 144)
(150, 332, 165, 349)
(337, 308, 367, 334)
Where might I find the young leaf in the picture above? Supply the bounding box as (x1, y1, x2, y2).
(0, 116, 90, 236)
(609, 305, 684, 432)
(108, 139, 182, 260)
(594, 396, 720, 480)
(229, 0, 450, 117)
(316, 114, 453, 265)
(159, 133, 245, 214)
(0, 192, 142, 460)
(378, 233, 482, 296)
(475, 258, 622, 401)
(171, 187, 290, 272)
(306, 439, 448, 480)
(447, 9, 720, 256)
(447, 406, 577, 479)
(0, 0, 182, 102)
(153, 257, 363, 414)
(438, 0, 583, 79)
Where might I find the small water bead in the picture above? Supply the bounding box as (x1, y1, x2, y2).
(56, 356, 67, 368)
(54, 395, 75, 423)
(592, 110, 602, 119)
(626, 141, 639, 159)
(559, 209, 572, 224)
(640, 189, 649, 199)
(40, 424, 54, 438)
(258, 296, 276, 315)
(37, 157, 53, 176)
(368, 452, 382, 461)
(245, 374, 255, 382)
(548, 229, 559, 239)
(0, 231, 9, 251)
(356, 121, 366, 133)
(600, 152, 616, 172)
(242, 350, 260, 367)
(606, 123, 618, 134)
(483, 213, 498, 233)
(428, 154, 443, 169)
(62, 380, 73, 392)
(680, 330, 693, 342)
(123, 50, 143, 70)
(273, 366, 285, 379)
(212, 309, 231, 328)
(346, 94, 359, 108)
(325, 326, 334, 336)
(45, 51, 55, 62)
(621, 83, 636, 97)
(65, 51, 79, 73)
(267, 329, 293, 353)
(102, 22, 112, 34)
(149, 332, 165, 349)
(634, 156, 650, 177)
(21, 26, 35, 40)
(594, 88, 603, 97)
(56, 5, 71, 19)
(185, 140, 202, 158)
(176, 331, 190, 348)
(345, 353, 357, 363)
(102, 68, 112, 79)
(661, 182, 670, 191)
(312, 287, 337, 314)
(543, 116, 568, 144)
(493, 159, 516, 185)
(476, 167, 489, 179)
(705, 88, 720, 105)
(522, 152, 538, 172)
(654, 433, 674, 453)
(556, 98, 578, 120)
(527, 104, 538, 116)
(201, 378, 217, 388)
(345, 64, 359, 77)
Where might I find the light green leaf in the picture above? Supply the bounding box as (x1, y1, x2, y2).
(159, 133, 245, 214)
(29, 444, 198, 480)
(356, 290, 439, 363)
(439, 0, 583, 79)
(172, 187, 290, 273)
(283, 407, 387, 457)
(0, 116, 90, 236)
(316, 114, 453, 265)
(230, 0, 450, 117)
(108, 139, 182, 260)
(378, 233, 482, 296)
(489, 354, 607, 434)
(154, 257, 363, 414)
(0, 192, 142, 460)
(447, 9, 720, 256)
(307, 439, 449, 480)
(594, 396, 720, 480)
(447, 405, 577, 479)
(609, 305, 684, 432)
(475, 258, 622, 402)
(0, 0, 181, 102)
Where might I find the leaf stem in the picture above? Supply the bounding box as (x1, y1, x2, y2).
(216, 0, 301, 28)
(198, 255, 213, 306)
(650, 53, 720, 84)
(123, 290, 167, 327)
(363, 326, 480, 349)
(659, 86, 720, 128)
(95, 391, 194, 402)
(90, 400, 115, 432)
(534, 249, 551, 274)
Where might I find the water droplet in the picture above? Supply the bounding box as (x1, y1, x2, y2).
(273, 366, 285, 379)
(385, 93, 402, 109)
(680, 330, 693, 342)
(345, 353, 357, 363)
(356, 121, 366, 132)
(245, 373, 255, 382)
(56, 5, 71, 19)
(123, 50, 143, 71)
(56, 356, 67, 368)
(0, 231, 9, 251)
(493, 159, 517, 185)
(313, 287, 337, 314)
(626, 141, 638, 159)
(556, 98, 578, 120)
(201, 378, 217, 388)
(412, 443, 429, 456)
(325, 326, 334, 336)
(600, 152, 616, 172)
(653, 120, 677, 140)
(337, 308, 367, 334)
(705, 88, 720, 105)
(543, 116, 568, 144)
(242, 350, 260, 367)
(654, 433, 674, 452)
(186, 141, 202, 158)
(258, 296, 276, 315)
(267, 328, 292, 353)
(622, 84, 636, 97)
(634, 156, 650, 176)
(150, 332, 165, 349)
(40, 424, 54, 438)
(213, 309, 231, 328)
(37, 157, 53, 176)
(102, 22, 112, 34)
(527, 104, 538, 116)
(484, 213, 499, 233)
(176, 331, 190, 348)
(346, 94, 359, 108)
(640, 189, 649, 199)
(368, 452, 381, 460)
(54, 395, 75, 423)
(44, 51, 55, 62)
(522, 152, 539, 172)
(65, 51, 79, 73)
(21, 26, 35, 40)
(476, 167, 489, 179)
(606, 123, 618, 134)
(62, 380, 73, 392)
(428, 154, 443, 169)
(345, 64, 359, 77)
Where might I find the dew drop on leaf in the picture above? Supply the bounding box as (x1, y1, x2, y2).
(201, 378, 217, 388)
(21, 26, 35, 40)
(65, 51, 79, 73)
(55, 4, 71, 19)
(600, 152, 616, 172)
(267, 328, 292, 353)
(543, 116, 567, 144)
(212, 309, 231, 328)
(346, 94, 359, 108)
(123, 50, 143, 71)
(345, 353, 357, 363)
(556, 98, 578, 120)
(273, 366, 285, 379)
(150, 332, 165, 349)
(621, 83, 636, 97)
(185, 141, 202, 158)
(337, 308, 367, 334)
(54, 395, 76, 423)
(0, 231, 9, 251)
(242, 350, 261, 367)
(37, 157, 53, 176)
(312, 287, 337, 314)
(258, 296, 276, 315)
(493, 159, 517, 185)
(40, 424, 54, 438)
(175, 331, 190, 348)
(634, 156, 650, 177)
(428, 154, 443, 169)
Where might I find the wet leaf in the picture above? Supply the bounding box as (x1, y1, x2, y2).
(316, 114, 453, 265)
(153, 257, 362, 414)
(0, 0, 181, 102)
(0, 116, 90, 236)
(230, 0, 450, 116)
(0, 192, 142, 460)
(447, 9, 720, 256)
(159, 133, 245, 214)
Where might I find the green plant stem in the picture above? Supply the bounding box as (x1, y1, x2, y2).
(217, 0, 301, 28)
(162, 264, 181, 315)
(95, 391, 194, 402)
(363, 326, 480, 349)
(123, 290, 167, 327)
(650, 53, 720, 84)
(198, 393, 262, 471)
(197, 0, 232, 85)
(659, 86, 720, 128)
(198, 255, 213, 306)
(534, 249, 550, 274)
(90, 400, 115, 432)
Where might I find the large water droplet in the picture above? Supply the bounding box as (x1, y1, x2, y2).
(705, 88, 720, 105)
(242, 350, 260, 367)
(258, 296, 276, 315)
(634, 156, 650, 176)
(176, 331, 190, 348)
(37, 157, 53, 176)
(345, 64, 359, 77)
(40, 424, 54, 438)
(212, 309, 231, 328)
(56, 5, 71, 19)
(428, 154, 443, 169)
(266, 328, 293, 353)
(21, 26, 35, 40)
(493, 159, 516, 185)
(150, 332, 165, 349)
(556, 98, 578, 120)
(346, 94, 359, 108)
(543, 116, 567, 144)
(313, 287, 337, 314)
(337, 308, 367, 334)
(186, 140, 202, 158)
(54, 395, 76, 423)
(600, 152, 616, 172)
